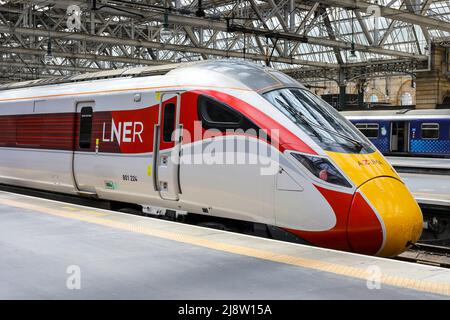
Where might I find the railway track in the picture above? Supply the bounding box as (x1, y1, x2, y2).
(396, 243, 450, 268)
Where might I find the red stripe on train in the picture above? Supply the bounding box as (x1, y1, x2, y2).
(283, 185, 353, 251)
(0, 90, 316, 155)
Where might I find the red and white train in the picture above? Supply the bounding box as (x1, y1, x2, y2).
(0, 60, 422, 257)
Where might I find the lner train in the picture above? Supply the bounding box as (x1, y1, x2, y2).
(342, 109, 450, 157)
(0, 60, 422, 257)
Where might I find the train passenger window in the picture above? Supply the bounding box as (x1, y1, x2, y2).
(79, 107, 93, 149)
(355, 123, 379, 139)
(421, 123, 439, 139)
(163, 103, 176, 142)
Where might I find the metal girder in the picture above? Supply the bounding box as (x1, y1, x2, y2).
(243, 0, 284, 56)
(320, 7, 344, 64)
(0, 26, 337, 68)
(379, 19, 397, 46)
(0, 4, 426, 60)
(283, 58, 425, 83)
(0, 2, 432, 61)
(266, 0, 289, 32)
(1, 0, 448, 83)
(405, 0, 430, 50)
(165, 14, 426, 59)
(0, 45, 167, 66)
(289, 2, 320, 56)
(421, 0, 434, 14)
(183, 26, 208, 59)
(355, 10, 374, 45)
(0, 59, 109, 73)
(319, 0, 450, 32)
(128, 8, 430, 59)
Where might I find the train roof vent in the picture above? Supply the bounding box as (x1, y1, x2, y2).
(122, 63, 192, 77)
(0, 63, 186, 91)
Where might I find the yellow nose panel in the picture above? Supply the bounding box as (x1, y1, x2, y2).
(326, 151, 400, 187)
(359, 177, 423, 257)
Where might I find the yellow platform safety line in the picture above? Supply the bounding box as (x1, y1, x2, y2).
(61, 206, 109, 217)
(2, 196, 450, 297)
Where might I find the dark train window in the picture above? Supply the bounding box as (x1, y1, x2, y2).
(421, 123, 439, 139)
(355, 123, 379, 139)
(198, 95, 241, 125)
(79, 107, 93, 149)
(163, 103, 176, 142)
(197, 95, 260, 133)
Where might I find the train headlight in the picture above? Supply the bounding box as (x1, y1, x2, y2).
(291, 153, 352, 188)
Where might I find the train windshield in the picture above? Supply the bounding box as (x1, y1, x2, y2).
(263, 88, 375, 154)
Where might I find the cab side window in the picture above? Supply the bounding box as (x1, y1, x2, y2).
(197, 95, 259, 132)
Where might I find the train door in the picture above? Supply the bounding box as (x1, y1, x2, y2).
(73, 101, 97, 195)
(152, 92, 182, 201)
(390, 121, 409, 153)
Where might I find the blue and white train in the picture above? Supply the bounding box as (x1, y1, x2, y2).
(342, 109, 450, 157)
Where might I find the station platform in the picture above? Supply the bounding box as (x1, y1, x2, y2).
(1, 191, 450, 299)
(387, 156, 450, 170)
(400, 172, 450, 207)
(385, 156, 450, 207)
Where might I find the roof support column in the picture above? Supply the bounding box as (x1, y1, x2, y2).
(338, 68, 347, 110)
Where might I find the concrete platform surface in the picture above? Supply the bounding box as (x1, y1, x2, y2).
(0, 191, 449, 299)
(400, 173, 450, 207)
(385, 157, 450, 206)
(387, 156, 450, 170)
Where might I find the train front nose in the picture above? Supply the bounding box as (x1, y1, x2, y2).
(347, 177, 423, 257)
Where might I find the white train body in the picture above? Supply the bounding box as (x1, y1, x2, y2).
(0, 60, 423, 257)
